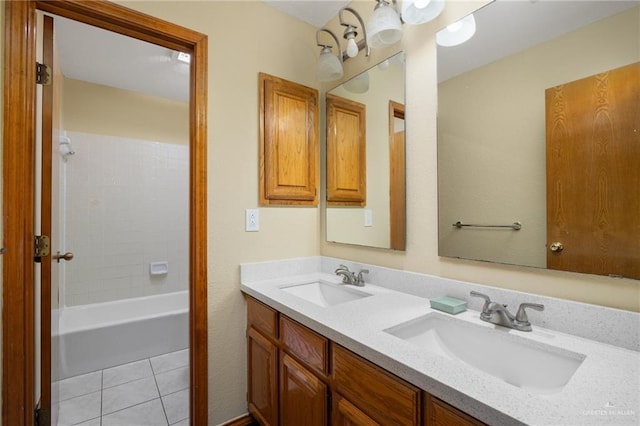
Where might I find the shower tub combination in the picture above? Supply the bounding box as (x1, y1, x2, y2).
(57, 290, 189, 379)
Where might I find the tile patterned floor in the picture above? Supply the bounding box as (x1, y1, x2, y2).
(56, 349, 189, 426)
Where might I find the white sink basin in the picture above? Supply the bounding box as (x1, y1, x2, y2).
(385, 313, 585, 394)
(280, 281, 371, 307)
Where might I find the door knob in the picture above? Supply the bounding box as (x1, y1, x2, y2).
(53, 251, 74, 263)
(549, 242, 564, 252)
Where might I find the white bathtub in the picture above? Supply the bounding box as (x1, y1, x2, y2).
(58, 291, 189, 379)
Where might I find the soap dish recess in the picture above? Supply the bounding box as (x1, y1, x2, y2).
(430, 296, 467, 314)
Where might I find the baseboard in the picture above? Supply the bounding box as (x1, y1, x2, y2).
(219, 413, 257, 426)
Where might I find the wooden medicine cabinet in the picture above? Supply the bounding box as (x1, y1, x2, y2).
(259, 73, 319, 206)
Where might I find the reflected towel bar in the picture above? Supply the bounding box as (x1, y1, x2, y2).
(453, 221, 522, 230)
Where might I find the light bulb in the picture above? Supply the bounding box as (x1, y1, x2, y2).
(414, 0, 431, 9)
(346, 37, 359, 58)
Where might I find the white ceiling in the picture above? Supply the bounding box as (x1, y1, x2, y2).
(52, 1, 638, 103)
(263, 0, 350, 28)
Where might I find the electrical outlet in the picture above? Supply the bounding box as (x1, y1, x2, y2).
(246, 209, 259, 232)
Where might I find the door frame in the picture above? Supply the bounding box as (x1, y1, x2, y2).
(2, 1, 209, 424)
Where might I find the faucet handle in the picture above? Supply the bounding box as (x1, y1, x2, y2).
(515, 302, 544, 324)
(356, 269, 369, 285)
(335, 264, 349, 273)
(470, 291, 492, 317)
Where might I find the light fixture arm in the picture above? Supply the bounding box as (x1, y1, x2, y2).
(316, 28, 343, 62)
(339, 7, 370, 58)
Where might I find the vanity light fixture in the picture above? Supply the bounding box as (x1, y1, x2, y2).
(401, 0, 445, 25)
(436, 13, 476, 46)
(366, 0, 404, 48)
(316, 29, 344, 82)
(339, 7, 371, 59)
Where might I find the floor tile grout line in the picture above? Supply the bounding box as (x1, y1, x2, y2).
(150, 357, 171, 425)
(100, 396, 166, 422)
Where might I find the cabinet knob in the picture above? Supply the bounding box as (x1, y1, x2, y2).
(53, 251, 74, 263)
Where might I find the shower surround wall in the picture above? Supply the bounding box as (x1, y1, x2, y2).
(63, 130, 189, 306)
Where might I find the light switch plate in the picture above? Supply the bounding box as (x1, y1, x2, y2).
(246, 209, 259, 232)
(364, 209, 373, 227)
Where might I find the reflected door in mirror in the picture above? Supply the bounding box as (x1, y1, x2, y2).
(546, 62, 640, 279)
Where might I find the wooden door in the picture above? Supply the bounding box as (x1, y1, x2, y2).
(260, 73, 319, 205)
(2, 2, 209, 424)
(279, 354, 327, 426)
(332, 394, 380, 426)
(389, 101, 406, 250)
(546, 62, 640, 278)
(326, 94, 367, 206)
(247, 327, 279, 426)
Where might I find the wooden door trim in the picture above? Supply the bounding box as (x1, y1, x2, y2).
(2, 1, 209, 424)
(389, 100, 406, 251)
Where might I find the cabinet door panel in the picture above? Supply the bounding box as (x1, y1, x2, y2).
(424, 393, 485, 426)
(333, 394, 380, 426)
(260, 72, 318, 205)
(280, 316, 328, 376)
(280, 353, 327, 426)
(247, 296, 278, 340)
(326, 93, 366, 206)
(247, 327, 278, 426)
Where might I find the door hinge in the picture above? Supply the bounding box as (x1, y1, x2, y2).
(35, 407, 49, 426)
(36, 62, 51, 85)
(34, 235, 50, 263)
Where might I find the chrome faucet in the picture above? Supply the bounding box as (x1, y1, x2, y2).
(335, 264, 368, 287)
(470, 291, 544, 332)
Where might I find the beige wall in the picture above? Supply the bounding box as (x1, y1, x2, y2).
(321, 0, 640, 315)
(438, 7, 639, 268)
(115, 2, 321, 423)
(63, 78, 188, 144)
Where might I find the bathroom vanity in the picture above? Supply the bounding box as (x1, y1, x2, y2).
(241, 257, 640, 426)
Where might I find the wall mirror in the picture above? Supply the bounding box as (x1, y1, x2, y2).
(326, 52, 406, 250)
(437, 1, 639, 279)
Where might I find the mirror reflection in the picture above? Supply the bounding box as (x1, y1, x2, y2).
(326, 52, 406, 250)
(437, 1, 639, 279)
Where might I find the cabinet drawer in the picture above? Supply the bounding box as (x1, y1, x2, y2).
(247, 296, 278, 340)
(332, 344, 420, 425)
(424, 393, 485, 426)
(281, 316, 329, 376)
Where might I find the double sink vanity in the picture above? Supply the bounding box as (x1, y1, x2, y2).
(241, 257, 640, 425)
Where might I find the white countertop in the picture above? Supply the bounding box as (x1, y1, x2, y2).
(241, 272, 640, 426)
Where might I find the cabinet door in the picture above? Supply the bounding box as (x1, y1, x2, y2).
(280, 353, 327, 426)
(259, 72, 319, 205)
(326, 93, 366, 206)
(247, 327, 278, 426)
(333, 394, 380, 426)
(424, 393, 486, 426)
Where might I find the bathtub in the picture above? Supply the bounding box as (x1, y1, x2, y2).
(57, 291, 189, 379)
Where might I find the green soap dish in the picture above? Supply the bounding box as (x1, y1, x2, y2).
(430, 296, 467, 315)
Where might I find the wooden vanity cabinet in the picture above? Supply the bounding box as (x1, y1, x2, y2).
(247, 298, 279, 425)
(246, 296, 485, 426)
